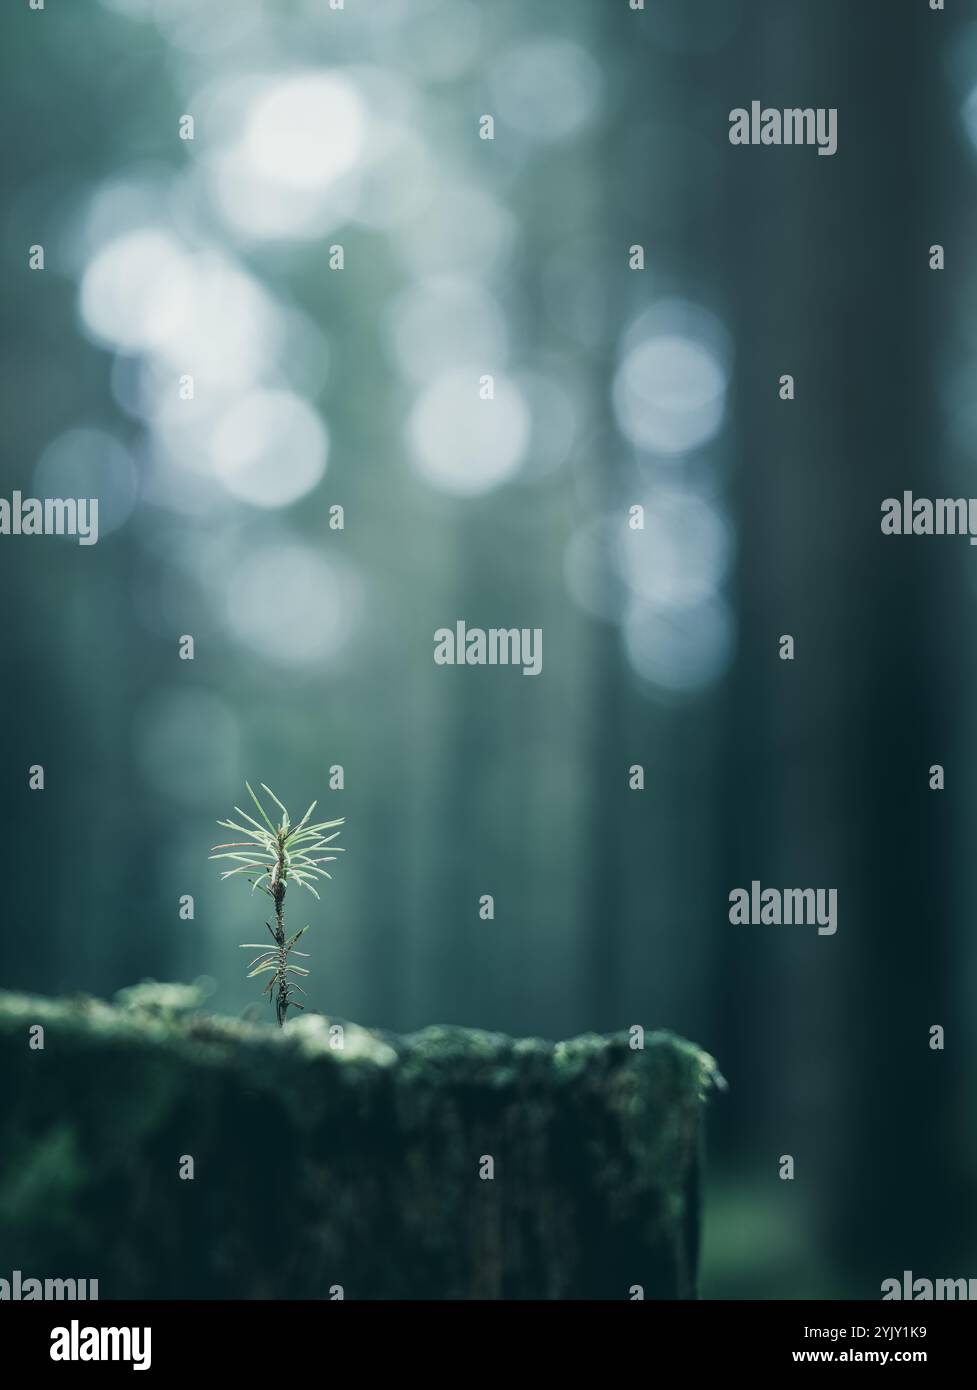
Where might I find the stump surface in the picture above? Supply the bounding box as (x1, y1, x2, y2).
(0, 989, 719, 1299)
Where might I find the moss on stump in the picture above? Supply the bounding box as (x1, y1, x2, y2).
(0, 988, 720, 1299)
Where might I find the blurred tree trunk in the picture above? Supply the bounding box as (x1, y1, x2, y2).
(723, 0, 967, 1286)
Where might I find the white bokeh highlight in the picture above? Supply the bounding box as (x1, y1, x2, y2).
(33, 427, 139, 539)
(408, 368, 530, 496)
(614, 332, 728, 455)
(489, 38, 601, 143)
(211, 391, 328, 509)
(243, 75, 366, 193)
(224, 543, 362, 668)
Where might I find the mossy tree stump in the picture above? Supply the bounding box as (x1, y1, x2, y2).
(0, 989, 720, 1299)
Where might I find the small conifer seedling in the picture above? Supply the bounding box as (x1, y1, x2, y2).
(210, 783, 345, 1027)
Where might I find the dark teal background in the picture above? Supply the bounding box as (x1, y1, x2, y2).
(1, 0, 975, 1297)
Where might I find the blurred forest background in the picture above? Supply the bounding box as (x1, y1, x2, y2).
(2, 0, 977, 1298)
